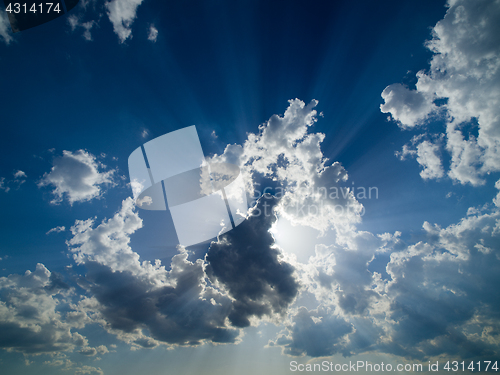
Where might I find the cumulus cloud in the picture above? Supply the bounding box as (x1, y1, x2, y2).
(206, 195, 299, 327)
(1, 94, 498, 367)
(304, 232, 387, 316)
(39, 150, 115, 205)
(105, 0, 144, 43)
(0, 264, 88, 354)
(273, 185, 500, 359)
(81, 258, 239, 347)
(79, 344, 108, 356)
(4, 96, 498, 364)
(381, 0, 500, 185)
(209, 99, 363, 234)
(66, 195, 301, 347)
(380, 84, 436, 128)
(383, 206, 500, 359)
(276, 306, 353, 357)
(68, 198, 240, 347)
(64, 189, 304, 349)
(68, 197, 143, 273)
(416, 140, 445, 179)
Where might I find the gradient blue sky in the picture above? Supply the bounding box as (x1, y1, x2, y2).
(0, 0, 499, 374)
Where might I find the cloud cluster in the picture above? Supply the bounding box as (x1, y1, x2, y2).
(3, 90, 500, 366)
(209, 99, 363, 234)
(43, 358, 104, 375)
(273, 188, 500, 359)
(0, 264, 87, 354)
(64, 0, 149, 43)
(39, 150, 115, 205)
(67, 198, 237, 347)
(381, 0, 500, 185)
(68, 15, 96, 41)
(65, 195, 300, 348)
(0, 170, 27, 193)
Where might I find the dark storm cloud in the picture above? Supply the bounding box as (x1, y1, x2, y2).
(206, 195, 300, 327)
(83, 258, 239, 346)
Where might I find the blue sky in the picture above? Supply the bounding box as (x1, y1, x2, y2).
(1, 0, 500, 374)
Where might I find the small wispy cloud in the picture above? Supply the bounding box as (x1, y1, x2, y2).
(0, 11, 13, 45)
(68, 15, 97, 41)
(46, 226, 66, 235)
(0, 170, 27, 192)
(147, 24, 158, 42)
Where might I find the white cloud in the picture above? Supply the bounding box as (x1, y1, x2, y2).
(78, 344, 107, 356)
(147, 24, 158, 42)
(416, 140, 445, 179)
(46, 226, 66, 235)
(0, 170, 27, 193)
(381, 0, 500, 185)
(68, 14, 79, 31)
(494, 179, 500, 207)
(105, 0, 144, 43)
(0, 264, 88, 354)
(13, 170, 26, 178)
(395, 143, 417, 161)
(209, 99, 363, 234)
(67, 198, 240, 347)
(3, 97, 499, 363)
(274, 189, 500, 359)
(74, 365, 104, 375)
(39, 150, 115, 205)
(81, 21, 96, 41)
(0, 10, 13, 45)
(380, 83, 436, 128)
(68, 197, 144, 274)
(68, 15, 96, 41)
(43, 358, 103, 374)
